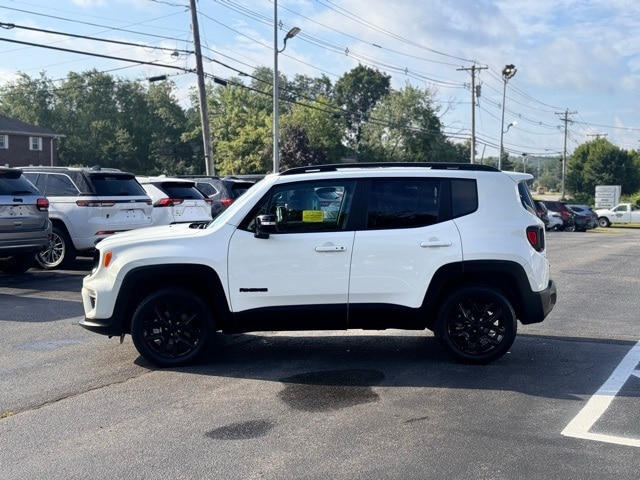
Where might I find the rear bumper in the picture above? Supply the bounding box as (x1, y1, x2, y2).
(520, 278, 557, 324)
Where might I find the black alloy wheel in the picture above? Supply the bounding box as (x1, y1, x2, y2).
(435, 285, 517, 364)
(131, 288, 213, 367)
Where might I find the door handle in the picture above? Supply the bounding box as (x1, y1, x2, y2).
(420, 240, 452, 248)
(315, 245, 347, 252)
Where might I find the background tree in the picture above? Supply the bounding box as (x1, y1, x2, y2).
(333, 65, 391, 155)
(360, 83, 455, 162)
(0, 72, 56, 128)
(566, 138, 640, 198)
(282, 97, 345, 165)
(145, 81, 194, 175)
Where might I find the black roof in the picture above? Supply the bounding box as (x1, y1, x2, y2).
(0, 114, 63, 138)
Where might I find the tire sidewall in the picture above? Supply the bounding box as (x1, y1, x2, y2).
(131, 288, 213, 367)
(36, 226, 76, 269)
(435, 285, 517, 364)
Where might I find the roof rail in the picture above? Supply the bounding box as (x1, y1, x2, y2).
(280, 162, 500, 176)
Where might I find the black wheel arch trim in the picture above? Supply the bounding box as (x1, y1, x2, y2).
(422, 260, 556, 327)
(82, 263, 228, 337)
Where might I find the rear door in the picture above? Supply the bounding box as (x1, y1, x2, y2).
(348, 177, 462, 325)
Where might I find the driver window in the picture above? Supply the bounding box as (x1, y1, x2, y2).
(247, 180, 355, 234)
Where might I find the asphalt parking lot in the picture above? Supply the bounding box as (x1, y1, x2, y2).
(0, 227, 638, 480)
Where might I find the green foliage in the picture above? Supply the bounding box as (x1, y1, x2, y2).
(13, 66, 632, 189)
(567, 138, 640, 197)
(333, 65, 391, 153)
(360, 83, 455, 162)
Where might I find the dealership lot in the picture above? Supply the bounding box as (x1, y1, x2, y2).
(0, 228, 638, 479)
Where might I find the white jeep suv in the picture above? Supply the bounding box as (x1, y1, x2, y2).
(80, 163, 557, 367)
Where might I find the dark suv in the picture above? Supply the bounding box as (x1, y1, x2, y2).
(0, 167, 51, 274)
(22, 166, 153, 269)
(185, 176, 258, 217)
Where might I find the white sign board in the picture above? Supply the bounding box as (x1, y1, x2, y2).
(595, 185, 621, 209)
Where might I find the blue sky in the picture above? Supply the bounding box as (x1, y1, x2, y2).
(1, 0, 639, 159)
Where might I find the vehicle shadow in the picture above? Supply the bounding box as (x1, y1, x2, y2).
(134, 331, 639, 403)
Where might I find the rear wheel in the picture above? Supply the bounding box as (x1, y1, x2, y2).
(435, 285, 517, 364)
(131, 288, 213, 367)
(0, 253, 35, 274)
(36, 226, 76, 269)
(597, 217, 610, 228)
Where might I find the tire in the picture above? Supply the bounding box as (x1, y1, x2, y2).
(36, 226, 76, 269)
(0, 253, 35, 274)
(563, 223, 575, 232)
(597, 217, 610, 228)
(435, 285, 517, 364)
(131, 288, 213, 367)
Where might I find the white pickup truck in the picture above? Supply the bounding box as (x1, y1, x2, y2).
(595, 203, 640, 227)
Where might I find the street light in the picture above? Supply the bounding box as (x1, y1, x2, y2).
(503, 121, 517, 134)
(499, 64, 517, 170)
(273, 2, 300, 173)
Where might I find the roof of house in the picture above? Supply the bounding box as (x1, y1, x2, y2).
(0, 114, 63, 137)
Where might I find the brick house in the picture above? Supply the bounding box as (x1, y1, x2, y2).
(0, 114, 64, 168)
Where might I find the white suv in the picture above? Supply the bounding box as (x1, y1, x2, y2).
(22, 166, 153, 269)
(136, 176, 212, 226)
(80, 163, 557, 367)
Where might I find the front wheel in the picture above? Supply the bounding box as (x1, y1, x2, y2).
(435, 285, 517, 364)
(131, 288, 213, 367)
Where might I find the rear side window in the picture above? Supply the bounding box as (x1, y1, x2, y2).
(451, 179, 478, 218)
(517, 181, 537, 216)
(41, 173, 79, 196)
(367, 178, 442, 229)
(229, 182, 254, 198)
(157, 183, 206, 199)
(196, 182, 217, 196)
(90, 174, 148, 196)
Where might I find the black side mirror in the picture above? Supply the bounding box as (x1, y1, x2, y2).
(255, 214, 277, 239)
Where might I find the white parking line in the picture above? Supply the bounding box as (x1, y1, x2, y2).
(561, 340, 640, 447)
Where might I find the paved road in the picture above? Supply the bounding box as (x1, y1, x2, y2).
(0, 229, 638, 480)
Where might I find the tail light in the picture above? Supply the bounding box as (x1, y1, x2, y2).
(36, 197, 49, 211)
(526, 225, 545, 252)
(221, 198, 234, 208)
(204, 198, 213, 205)
(154, 198, 184, 207)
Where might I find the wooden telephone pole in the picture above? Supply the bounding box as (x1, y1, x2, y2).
(189, 0, 214, 176)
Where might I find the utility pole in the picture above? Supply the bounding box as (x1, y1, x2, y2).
(556, 109, 576, 200)
(458, 64, 487, 164)
(189, 0, 214, 176)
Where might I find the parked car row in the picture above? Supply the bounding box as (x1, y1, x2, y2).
(534, 199, 598, 232)
(0, 166, 260, 272)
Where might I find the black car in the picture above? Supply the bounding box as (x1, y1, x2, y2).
(184, 175, 258, 218)
(541, 200, 575, 232)
(567, 204, 598, 231)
